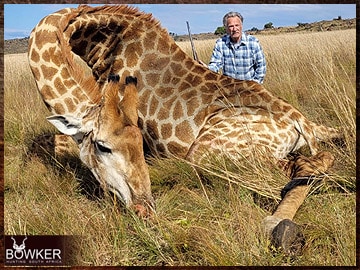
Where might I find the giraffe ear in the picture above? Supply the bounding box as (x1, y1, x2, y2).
(47, 115, 82, 136)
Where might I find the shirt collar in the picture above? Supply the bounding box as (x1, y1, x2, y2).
(225, 32, 247, 46)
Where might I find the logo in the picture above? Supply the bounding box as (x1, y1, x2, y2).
(5, 235, 77, 266)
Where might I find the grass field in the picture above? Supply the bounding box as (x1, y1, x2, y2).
(4, 29, 356, 266)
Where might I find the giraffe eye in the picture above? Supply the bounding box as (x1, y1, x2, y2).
(95, 141, 112, 154)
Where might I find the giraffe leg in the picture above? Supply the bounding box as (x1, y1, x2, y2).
(263, 151, 335, 255)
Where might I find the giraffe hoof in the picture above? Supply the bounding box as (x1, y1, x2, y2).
(270, 219, 305, 256)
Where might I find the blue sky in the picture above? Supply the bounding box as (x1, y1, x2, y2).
(4, 4, 356, 40)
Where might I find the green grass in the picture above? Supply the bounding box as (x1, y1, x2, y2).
(4, 30, 356, 266)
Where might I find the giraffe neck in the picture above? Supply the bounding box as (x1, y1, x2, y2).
(63, 5, 245, 111)
(28, 6, 102, 117)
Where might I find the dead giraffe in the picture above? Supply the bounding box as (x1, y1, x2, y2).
(28, 5, 342, 252)
(28, 32, 155, 216)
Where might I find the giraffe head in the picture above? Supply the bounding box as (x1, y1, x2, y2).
(47, 75, 155, 217)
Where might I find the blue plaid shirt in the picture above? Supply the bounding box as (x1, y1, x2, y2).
(208, 33, 266, 83)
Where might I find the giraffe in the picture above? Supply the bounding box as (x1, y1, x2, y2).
(28, 5, 342, 253)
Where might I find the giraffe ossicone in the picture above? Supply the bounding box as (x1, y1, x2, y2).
(28, 4, 342, 249)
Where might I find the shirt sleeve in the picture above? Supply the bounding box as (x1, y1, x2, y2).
(207, 39, 223, 73)
(252, 40, 266, 84)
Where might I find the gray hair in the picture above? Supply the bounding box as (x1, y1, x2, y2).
(223, 11, 243, 26)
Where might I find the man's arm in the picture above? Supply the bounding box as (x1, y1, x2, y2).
(207, 40, 224, 73)
(253, 41, 266, 83)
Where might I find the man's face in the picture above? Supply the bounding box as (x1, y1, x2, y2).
(226, 16, 242, 43)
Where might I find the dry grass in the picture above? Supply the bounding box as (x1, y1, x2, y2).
(4, 30, 356, 266)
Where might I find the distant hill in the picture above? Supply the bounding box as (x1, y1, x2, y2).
(4, 18, 355, 55)
(175, 18, 355, 41)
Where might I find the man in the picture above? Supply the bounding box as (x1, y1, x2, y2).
(203, 11, 266, 84)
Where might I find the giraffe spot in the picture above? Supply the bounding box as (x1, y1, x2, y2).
(271, 102, 281, 112)
(193, 110, 206, 127)
(41, 65, 58, 80)
(171, 77, 181, 86)
(173, 101, 184, 120)
(173, 49, 186, 62)
(30, 50, 40, 63)
(179, 82, 192, 92)
(267, 123, 277, 134)
(201, 93, 212, 104)
(185, 73, 194, 83)
(162, 69, 173, 85)
(64, 97, 76, 112)
(273, 112, 285, 122)
(163, 96, 177, 113)
(170, 62, 183, 75)
(201, 84, 216, 94)
(141, 53, 170, 71)
(112, 58, 124, 72)
(34, 30, 57, 49)
(259, 92, 272, 103)
(175, 121, 193, 143)
(62, 79, 76, 89)
(192, 75, 203, 87)
(49, 47, 62, 67)
(125, 42, 140, 68)
(139, 89, 151, 115)
(282, 104, 293, 112)
(158, 107, 170, 121)
(41, 85, 57, 100)
(185, 60, 195, 70)
(43, 14, 62, 28)
(54, 77, 67, 95)
(205, 71, 218, 81)
(160, 123, 172, 140)
(191, 65, 204, 74)
(290, 111, 302, 120)
(72, 87, 87, 101)
(187, 97, 200, 117)
(31, 66, 41, 82)
(54, 102, 65, 115)
(157, 34, 170, 55)
(184, 73, 203, 87)
(167, 141, 188, 157)
(149, 96, 159, 115)
(144, 33, 156, 50)
(241, 96, 251, 106)
(60, 68, 71, 80)
(146, 73, 161, 88)
(250, 95, 260, 104)
(155, 86, 174, 99)
(146, 120, 159, 140)
(181, 90, 197, 101)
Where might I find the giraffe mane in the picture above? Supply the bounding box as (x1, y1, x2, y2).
(77, 4, 162, 30)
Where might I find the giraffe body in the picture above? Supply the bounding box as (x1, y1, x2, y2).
(28, 5, 341, 236)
